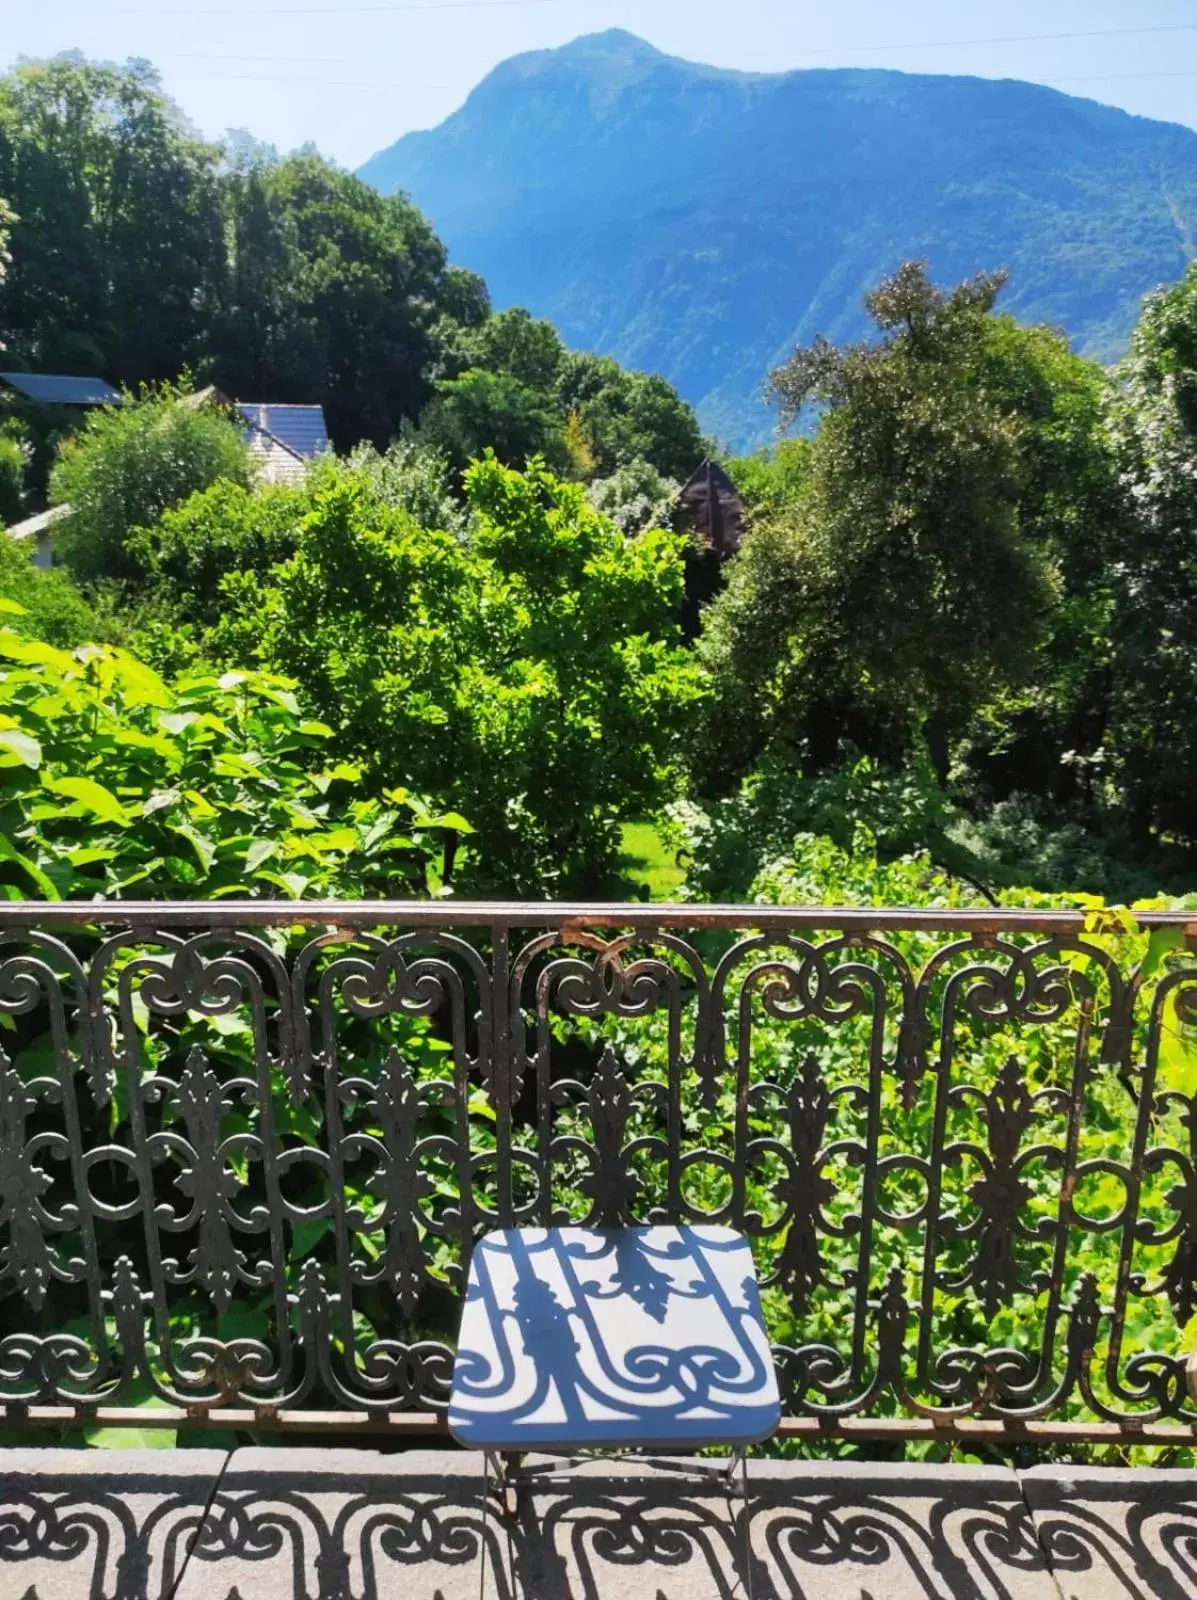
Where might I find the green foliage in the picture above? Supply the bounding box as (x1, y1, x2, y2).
(1098, 265, 1197, 856)
(49, 387, 252, 582)
(421, 322, 704, 486)
(0, 57, 225, 378)
(214, 154, 472, 449)
(586, 457, 678, 534)
(0, 536, 95, 647)
(695, 265, 1110, 796)
(344, 436, 467, 537)
(723, 438, 812, 522)
(0, 432, 24, 524)
(460, 306, 565, 391)
(556, 351, 704, 481)
(418, 367, 568, 473)
(0, 633, 453, 900)
(0, 191, 11, 296)
(128, 476, 305, 627)
(227, 453, 703, 892)
(669, 749, 965, 904)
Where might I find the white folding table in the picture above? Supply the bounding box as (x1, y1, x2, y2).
(449, 1224, 780, 1594)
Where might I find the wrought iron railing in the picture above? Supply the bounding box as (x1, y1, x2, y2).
(1, 900, 1196, 1443)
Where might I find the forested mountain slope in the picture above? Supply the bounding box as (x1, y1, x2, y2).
(361, 30, 1197, 444)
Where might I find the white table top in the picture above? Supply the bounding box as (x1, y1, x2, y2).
(448, 1225, 780, 1451)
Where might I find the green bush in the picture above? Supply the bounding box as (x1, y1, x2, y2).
(50, 387, 252, 582)
(128, 475, 307, 627)
(222, 453, 704, 893)
(0, 432, 25, 524)
(0, 534, 95, 647)
(586, 457, 678, 534)
(0, 632, 461, 900)
(345, 436, 467, 537)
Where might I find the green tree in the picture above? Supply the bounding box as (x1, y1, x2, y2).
(462, 307, 565, 390)
(50, 386, 252, 582)
(0, 56, 225, 379)
(212, 154, 476, 449)
(418, 368, 568, 473)
(556, 352, 703, 481)
(226, 454, 702, 892)
(697, 264, 1056, 791)
(950, 316, 1125, 818)
(1100, 264, 1197, 855)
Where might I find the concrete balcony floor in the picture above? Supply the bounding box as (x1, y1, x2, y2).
(1, 1446, 1195, 1599)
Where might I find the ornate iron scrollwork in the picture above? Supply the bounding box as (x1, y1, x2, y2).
(0, 904, 1191, 1436)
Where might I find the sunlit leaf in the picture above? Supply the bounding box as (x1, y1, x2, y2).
(42, 774, 131, 826)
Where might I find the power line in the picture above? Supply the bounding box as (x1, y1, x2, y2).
(59, 0, 568, 15)
(764, 22, 1197, 58)
(152, 66, 1197, 95)
(134, 25, 1197, 68)
(17, 10, 1197, 45)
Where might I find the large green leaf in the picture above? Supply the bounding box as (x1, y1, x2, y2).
(42, 774, 132, 826)
(168, 821, 216, 873)
(0, 833, 59, 898)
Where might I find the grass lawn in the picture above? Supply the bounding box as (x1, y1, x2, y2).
(618, 820, 686, 901)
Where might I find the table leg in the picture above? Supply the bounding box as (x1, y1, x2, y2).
(722, 1448, 754, 1600)
(479, 1451, 491, 1600)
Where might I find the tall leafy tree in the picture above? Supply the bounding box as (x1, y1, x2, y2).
(1100, 264, 1197, 854)
(556, 351, 703, 481)
(0, 56, 225, 378)
(211, 154, 488, 449)
(418, 368, 569, 472)
(951, 317, 1125, 816)
(697, 264, 1056, 789)
(461, 306, 565, 390)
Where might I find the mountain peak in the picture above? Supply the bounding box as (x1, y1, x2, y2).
(555, 30, 664, 62)
(484, 29, 672, 91)
(556, 29, 659, 59)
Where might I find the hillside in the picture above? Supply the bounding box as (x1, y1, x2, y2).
(360, 30, 1197, 445)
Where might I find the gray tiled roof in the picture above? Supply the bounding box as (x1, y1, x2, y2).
(0, 372, 121, 406)
(238, 403, 329, 459)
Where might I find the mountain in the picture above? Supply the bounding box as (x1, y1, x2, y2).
(359, 30, 1197, 448)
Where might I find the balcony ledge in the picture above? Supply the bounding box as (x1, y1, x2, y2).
(2, 1445, 1194, 1597)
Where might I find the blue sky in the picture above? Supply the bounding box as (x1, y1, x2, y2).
(2, 0, 1197, 168)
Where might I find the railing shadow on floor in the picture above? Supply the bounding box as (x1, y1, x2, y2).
(13, 1453, 1197, 1600)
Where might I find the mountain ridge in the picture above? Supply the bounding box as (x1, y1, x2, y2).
(360, 32, 1197, 446)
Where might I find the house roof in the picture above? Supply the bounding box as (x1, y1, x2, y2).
(4, 504, 71, 540)
(237, 403, 329, 460)
(246, 429, 310, 487)
(676, 459, 744, 557)
(0, 372, 121, 406)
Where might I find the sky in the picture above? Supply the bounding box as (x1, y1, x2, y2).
(2, 0, 1197, 170)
